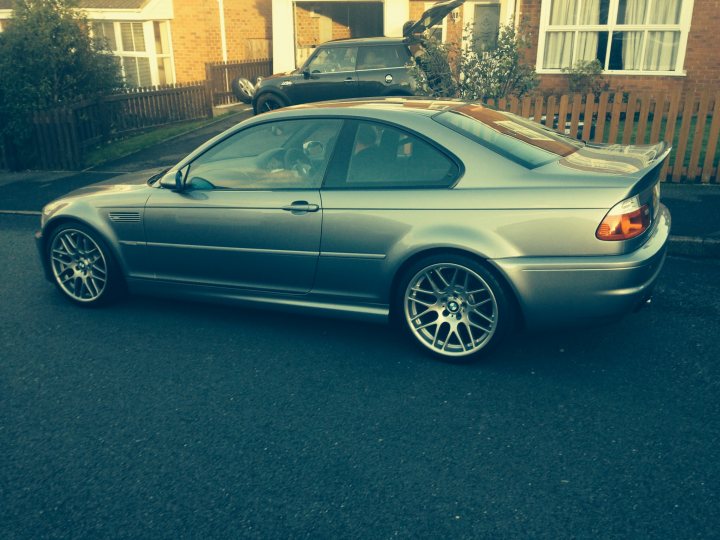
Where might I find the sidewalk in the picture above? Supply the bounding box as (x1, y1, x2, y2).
(0, 114, 718, 257)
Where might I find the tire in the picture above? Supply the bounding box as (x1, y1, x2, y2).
(255, 93, 287, 114)
(46, 223, 123, 306)
(231, 77, 255, 104)
(394, 253, 516, 362)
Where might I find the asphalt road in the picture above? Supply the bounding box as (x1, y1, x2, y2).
(1, 213, 719, 539)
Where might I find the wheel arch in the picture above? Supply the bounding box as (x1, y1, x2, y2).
(253, 89, 291, 113)
(388, 247, 525, 328)
(42, 215, 128, 285)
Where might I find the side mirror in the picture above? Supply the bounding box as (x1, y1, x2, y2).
(174, 165, 188, 192)
(302, 69, 310, 79)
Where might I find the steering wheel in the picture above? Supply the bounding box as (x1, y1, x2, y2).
(283, 148, 312, 178)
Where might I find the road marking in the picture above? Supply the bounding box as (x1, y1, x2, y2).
(0, 210, 42, 216)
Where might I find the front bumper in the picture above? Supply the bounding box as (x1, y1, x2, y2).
(35, 229, 53, 282)
(494, 204, 671, 329)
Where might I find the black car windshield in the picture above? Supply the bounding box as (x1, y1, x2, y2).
(435, 104, 583, 169)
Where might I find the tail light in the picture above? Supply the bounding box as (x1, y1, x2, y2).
(596, 195, 651, 241)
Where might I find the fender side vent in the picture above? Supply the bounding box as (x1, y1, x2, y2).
(108, 211, 141, 223)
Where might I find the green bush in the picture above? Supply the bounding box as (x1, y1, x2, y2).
(561, 59, 609, 96)
(411, 22, 538, 101)
(459, 22, 538, 101)
(0, 0, 121, 169)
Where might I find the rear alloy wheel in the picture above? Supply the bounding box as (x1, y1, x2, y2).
(255, 94, 286, 114)
(398, 255, 515, 361)
(47, 224, 120, 306)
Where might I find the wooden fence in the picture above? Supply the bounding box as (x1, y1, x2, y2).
(206, 59, 273, 106)
(3, 82, 720, 181)
(31, 82, 212, 170)
(486, 89, 720, 183)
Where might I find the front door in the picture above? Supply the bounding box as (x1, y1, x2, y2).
(144, 118, 343, 293)
(286, 46, 359, 104)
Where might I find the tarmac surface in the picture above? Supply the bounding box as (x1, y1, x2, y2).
(1, 109, 719, 538)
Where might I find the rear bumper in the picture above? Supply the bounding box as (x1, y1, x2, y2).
(494, 204, 670, 329)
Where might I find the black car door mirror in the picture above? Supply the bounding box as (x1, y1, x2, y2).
(174, 165, 189, 192)
(302, 69, 311, 79)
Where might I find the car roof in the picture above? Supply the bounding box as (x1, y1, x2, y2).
(321, 36, 407, 47)
(282, 97, 466, 117)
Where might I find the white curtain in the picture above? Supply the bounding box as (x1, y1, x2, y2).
(621, 0, 646, 69)
(549, 0, 575, 25)
(644, 0, 682, 70)
(645, 31, 679, 70)
(650, 0, 682, 23)
(576, 0, 600, 62)
(578, 0, 600, 24)
(546, 0, 575, 68)
(546, 0, 603, 68)
(545, 32, 574, 68)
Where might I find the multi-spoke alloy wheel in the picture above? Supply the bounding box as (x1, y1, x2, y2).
(399, 256, 514, 360)
(48, 226, 113, 304)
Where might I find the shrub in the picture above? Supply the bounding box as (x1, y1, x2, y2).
(459, 22, 538, 101)
(0, 0, 121, 169)
(561, 59, 609, 96)
(411, 22, 538, 101)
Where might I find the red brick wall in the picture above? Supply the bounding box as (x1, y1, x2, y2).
(172, 0, 222, 82)
(224, 0, 272, 61)
(516, 0, 720, 96)
(171, 0, 271, 83)
(295, 3, 352, 48)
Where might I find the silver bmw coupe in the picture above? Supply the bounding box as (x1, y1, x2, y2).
(36, 98, 670, 361)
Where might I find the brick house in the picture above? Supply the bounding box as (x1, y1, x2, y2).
(0, 0, 715, 94)
(0, 0, 272, 86)
(271, 0, 718, 96)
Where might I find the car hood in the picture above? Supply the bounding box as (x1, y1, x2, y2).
(258, 70, 299, 86)
(404, 0, 465, 37)
(57, 169, 162, 200)
(559, 141, 670, 175)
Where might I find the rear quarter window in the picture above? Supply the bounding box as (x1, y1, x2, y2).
(435, 104, 583, 169)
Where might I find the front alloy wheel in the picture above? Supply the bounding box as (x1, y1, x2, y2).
(48, 225, 119, 305)
(400, 256, 514, 360)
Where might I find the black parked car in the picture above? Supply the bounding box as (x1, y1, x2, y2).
(231, 0, 464, 114)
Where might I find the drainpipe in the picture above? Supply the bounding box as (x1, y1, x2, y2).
(218, 0, 228, 62)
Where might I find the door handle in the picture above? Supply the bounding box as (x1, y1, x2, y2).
(344, 77, 355, 83)
(282, 201, 320, 214)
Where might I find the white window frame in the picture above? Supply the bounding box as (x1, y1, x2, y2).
(536, 0, 695, 76)
(425, 1, 448, 42)
(92, 20, 175, 87)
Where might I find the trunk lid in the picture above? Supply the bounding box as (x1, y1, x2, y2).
(403, 0, 465, 38)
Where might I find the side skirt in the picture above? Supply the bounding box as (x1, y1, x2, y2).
(127, 277, 390, 323)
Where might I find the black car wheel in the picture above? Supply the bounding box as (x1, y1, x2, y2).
(255, 94, 287, 114)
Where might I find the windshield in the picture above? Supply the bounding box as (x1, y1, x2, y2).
(435, 103, 583, 169)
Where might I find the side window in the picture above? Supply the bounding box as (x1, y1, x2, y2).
(356, 45, 411, 70)
(186, 119, 343, 190)
(306, 47, 357, 73)
(337, 121, 458, 188)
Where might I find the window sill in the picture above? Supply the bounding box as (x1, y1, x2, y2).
(536, 69, 687, 78)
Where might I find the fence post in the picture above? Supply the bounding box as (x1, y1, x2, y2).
(203, 79, 215, 118)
